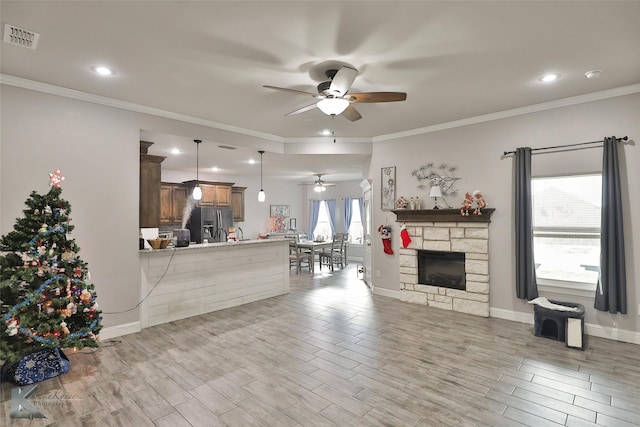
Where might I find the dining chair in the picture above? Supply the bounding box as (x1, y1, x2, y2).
(337, 232, 349, 266)
(319, 233, 347, 271)
(288, 239, 312, 273)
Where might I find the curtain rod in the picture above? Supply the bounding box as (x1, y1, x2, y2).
(503, 136, 628, 156)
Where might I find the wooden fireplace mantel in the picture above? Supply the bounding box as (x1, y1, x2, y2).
(392, 208, 495, 223)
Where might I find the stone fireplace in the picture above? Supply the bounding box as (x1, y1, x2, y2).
(393, 209, 494, 317)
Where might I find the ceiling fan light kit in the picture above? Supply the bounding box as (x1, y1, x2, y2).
(314, 183, 327, 192)
(317, 98, 350, 116)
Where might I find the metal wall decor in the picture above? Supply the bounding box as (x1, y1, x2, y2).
(381, 166, 396, 210)
(412, 163, 460, 208)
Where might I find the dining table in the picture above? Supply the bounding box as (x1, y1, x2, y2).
(297, 240, 333, 273)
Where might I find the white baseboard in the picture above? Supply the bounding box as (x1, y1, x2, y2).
(584, 323, 640, 345)
(373, 287, 404, 299)
(99, 321, 141, 340)
(490, 307, 535, 324)
(490, 307, 640, 345)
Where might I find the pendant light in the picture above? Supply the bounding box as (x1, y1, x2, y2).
(192, 139, 202, 201)
(258, 150, 265, 202)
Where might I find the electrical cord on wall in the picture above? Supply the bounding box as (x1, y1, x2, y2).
(102, 248, 177, 315)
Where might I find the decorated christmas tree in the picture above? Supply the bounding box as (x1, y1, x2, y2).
(0, 170, 102, 366)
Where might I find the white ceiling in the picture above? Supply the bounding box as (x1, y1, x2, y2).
(2, 1, 639, 182)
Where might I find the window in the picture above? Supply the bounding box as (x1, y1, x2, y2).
(532, 174, 601, 292)
(313, 201, 332, 240)
(348, 199, 363, 244)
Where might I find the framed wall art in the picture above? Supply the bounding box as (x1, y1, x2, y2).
(270, 204, 290, 218)
(381, 166, 396, 210)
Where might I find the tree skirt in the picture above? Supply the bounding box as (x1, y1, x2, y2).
(1, 347, 70, 385)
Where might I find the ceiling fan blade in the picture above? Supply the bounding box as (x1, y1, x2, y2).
(347, 92, 407, 103)
(285, 103, 317, 116)
(329, 66, 358, 96)
(263, 85, 318, 97)
(342, 105, 362, 122)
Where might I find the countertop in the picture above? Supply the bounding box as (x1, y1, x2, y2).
(139, 239, 283, 253)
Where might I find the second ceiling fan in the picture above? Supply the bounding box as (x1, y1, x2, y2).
(263, 66, 406, 121)
(299, 174, 336, 192)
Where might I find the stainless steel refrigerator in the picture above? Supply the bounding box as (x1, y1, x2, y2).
(187, 207, 234, 243)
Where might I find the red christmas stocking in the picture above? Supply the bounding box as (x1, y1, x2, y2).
(400, 224, 412, 248)
(381, 237, 393, 254)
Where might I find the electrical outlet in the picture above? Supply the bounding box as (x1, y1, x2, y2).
(376, 270, 381, 277)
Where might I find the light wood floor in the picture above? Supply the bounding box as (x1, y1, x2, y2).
(3, 264, 640, 426)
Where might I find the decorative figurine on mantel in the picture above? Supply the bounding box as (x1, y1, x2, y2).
(413, 196, 421, 210)
(461, 192, 473, 216)
(395, 196, 409, 209)
(461, 190, 488, 216)
(472, 190, 487, 215)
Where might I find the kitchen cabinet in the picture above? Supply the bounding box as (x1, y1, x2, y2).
(231, 186, 246, 221)
(183, 180, 233, 207)
(160, 183, 189, 224)
(215, 184, 232, 206)
(140, 141, 165, 228)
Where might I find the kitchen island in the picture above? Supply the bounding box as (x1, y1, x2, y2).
(139, 239, 289, 328)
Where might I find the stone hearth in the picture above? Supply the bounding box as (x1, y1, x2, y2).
(393, 209, 494, 317)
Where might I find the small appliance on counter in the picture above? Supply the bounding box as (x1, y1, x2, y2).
(140, 228, 159, 249)
(174, 229, 190, 247)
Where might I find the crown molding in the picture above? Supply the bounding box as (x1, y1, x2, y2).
(0, 74, 283, 143)
(374, 83, 640, 142)
(3, 74, 638, 144)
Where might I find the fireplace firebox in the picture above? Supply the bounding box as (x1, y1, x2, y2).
(417, 250, 466, 290)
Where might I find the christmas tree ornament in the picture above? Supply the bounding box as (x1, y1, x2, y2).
(48, 169, 65, 188)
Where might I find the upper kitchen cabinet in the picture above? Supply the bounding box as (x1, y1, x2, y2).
(183, 180, 233, 207)
(160, 183, 189, 224)
(231, 187, 246, 222)
(140, 141, 165, 228)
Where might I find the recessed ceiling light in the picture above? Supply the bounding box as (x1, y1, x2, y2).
(320, 129, 333, 136)
(211, 166, 219, 172)
(91, 65, 115, 76)
(170, 148, 181, 154)
(248, 159, 256, 165)
(539, 73, 561, 83)
(585, 70, 602, 79)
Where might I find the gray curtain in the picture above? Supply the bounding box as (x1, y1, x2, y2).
(515, 147, 538, 300)
(595, 137, 627, 314)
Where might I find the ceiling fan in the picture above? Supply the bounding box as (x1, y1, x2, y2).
(299, 174, 336, 192)
(263, 66, 407, 121)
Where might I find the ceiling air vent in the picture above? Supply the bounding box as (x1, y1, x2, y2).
(218, 145, 237, 150)
(4, 24, 39, 49)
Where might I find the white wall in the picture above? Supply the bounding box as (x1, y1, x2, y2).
(369, 93, 640, 334)
(1, 86, 140, 329)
